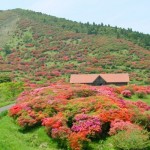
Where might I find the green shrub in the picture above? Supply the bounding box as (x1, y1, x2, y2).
(0, 82, 24, 102)
(111, 128, 150, 150)
(0, 75, 11, 83)
(73, 89, 97, 98)
(0, 110, 8, 118)
(136, 90, 147, 98)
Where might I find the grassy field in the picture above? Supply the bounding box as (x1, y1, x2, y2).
(124, 94, 150, 105)
(0, 82, 24, 107)
(0, 112, 59, 150)
(0, 101, 15, 108)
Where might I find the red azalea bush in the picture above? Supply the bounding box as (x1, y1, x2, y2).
(17, 110, 48, 128)
(98, 108, 134, 122)
(9, 83, 150, 150)
(68, 132, 89, 150)
(9, 104, 23, 117)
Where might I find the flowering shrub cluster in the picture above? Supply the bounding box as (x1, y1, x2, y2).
(133, 100, 150, 111)
(9, 104, 23, 117)
(9, 83, 150, 150)
(121, 90, 132, 98)
(136, 90, 147, 98)
(71, 114, 102, 137)
(109, 119, 141, 135)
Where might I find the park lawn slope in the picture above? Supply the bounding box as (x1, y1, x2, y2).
(0, 114, 58, 150)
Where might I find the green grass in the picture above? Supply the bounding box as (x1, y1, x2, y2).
(0, 100, 15, 107)
(0, 82, 24, 107)
(124, 94, 150, 105)
(0, 114, 59, 150)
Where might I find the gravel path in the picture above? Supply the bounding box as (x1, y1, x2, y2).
(0, 104, 15, 113)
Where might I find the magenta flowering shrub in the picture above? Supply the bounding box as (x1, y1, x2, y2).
(71, 114, 102, 137)
(121, 90, 132, 98)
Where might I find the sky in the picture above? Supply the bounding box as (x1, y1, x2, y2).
(0, 0, 150, 34)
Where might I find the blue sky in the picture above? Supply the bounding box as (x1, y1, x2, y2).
(0, 0, 150, 34)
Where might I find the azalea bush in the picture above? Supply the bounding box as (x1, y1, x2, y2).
(71, 114, 102, 138)
(9, 83, 150, 150)
(121, 90, 132, 98)
(136, 90, 147, 98)
(108, 119, 141, 135)
(111, 128, 150, 150)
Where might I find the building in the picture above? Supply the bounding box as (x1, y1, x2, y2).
(70, 73, 129, 86)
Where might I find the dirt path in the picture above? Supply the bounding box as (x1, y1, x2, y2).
(0, 103, 15, 113)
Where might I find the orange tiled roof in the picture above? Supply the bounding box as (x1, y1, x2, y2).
(70, 73, 129, 83)
(100, 73, 129, 83)
(70, 74, 100, 83)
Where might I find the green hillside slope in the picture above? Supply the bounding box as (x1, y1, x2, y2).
(0, 9, 150, 84)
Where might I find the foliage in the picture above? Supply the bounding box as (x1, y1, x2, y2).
(111, 128, 150, 150)
(0, 75, 11, 83)
(8, 84, 150, 150)
(108, 119, 141, 135)
(0, 115, 58, 150)
(0, 110, 8, 119)
(0, 82, 24, 107)
(13, 9, 150, 50)
(2, 44, 12, 55)
(136, 90, 147, 98)
(0, 9, 150, 84)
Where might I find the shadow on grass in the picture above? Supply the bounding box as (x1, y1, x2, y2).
(0, 110, 8, 118)
(18, 123, 42, 134)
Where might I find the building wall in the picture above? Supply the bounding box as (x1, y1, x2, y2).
(105, 82, 128, 86)
(93, 77, 128, 86)
(92, 76, 106, 85)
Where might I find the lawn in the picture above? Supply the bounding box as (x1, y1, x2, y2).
(124, 94, 150, 105)
(0, 82, 24, 107)
(0, 100, 15, 108)
(0, 112, 59, 150)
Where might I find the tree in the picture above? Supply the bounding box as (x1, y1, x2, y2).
(0, 75, 11, 83)
(23, 32, 32, 43)
(3, 44, 12, 55)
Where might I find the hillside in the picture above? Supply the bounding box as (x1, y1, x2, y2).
(0, 9, 150, 84)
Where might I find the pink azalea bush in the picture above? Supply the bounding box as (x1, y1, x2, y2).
(109, 119, 141, 135)
(71, 114, 102, 137)
(121, 90, 132, 98)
